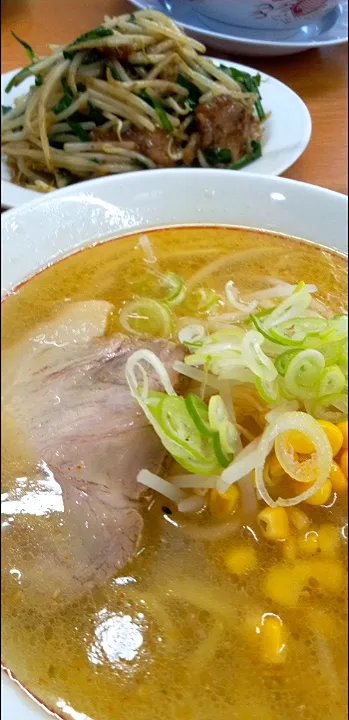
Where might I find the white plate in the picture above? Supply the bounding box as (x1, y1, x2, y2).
(1, 58, 312, 209)
(1, 170, 348, 719)
(130, 0, 348, 56)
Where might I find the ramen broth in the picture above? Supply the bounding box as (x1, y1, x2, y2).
(2, 227, 348, 720)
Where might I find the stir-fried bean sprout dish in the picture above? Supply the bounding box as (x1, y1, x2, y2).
(1, 10, 265, 191)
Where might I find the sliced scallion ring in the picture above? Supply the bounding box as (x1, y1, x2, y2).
(185, 393, 213, 437)
(255, 375, 279, 404)
(212, 432, 231, 468)
(119, 298, 172, 338)
(242, 330, 278, 382)
(316, 365, 346, 397)
(263, 284, 312, 330)
(284, 349, 325, 399)
(275, 349, 299, 377)
(219, 420, 238, 456)
(158, 396, 201, 450)
(163, 272, 186, 306)
(187, 287, 220, 313)
(172, 451, 220, 475)
(208, 395, 229, 431)
(317, 341, 343, 366)
(275, 316, 328, 342)
(178, 324, 205, 348)
(310, 393, 348, 423)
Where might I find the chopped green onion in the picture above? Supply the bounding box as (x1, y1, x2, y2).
(178, 324, 205, 348)
(67, 120, 90, 142)
(220, 65, 265, 120)
(119, 298, 172, 338)
(163, 272, 186, 306)
(316, 365, 346, 397)
(63, 27, 113, 58)
(264, 285, 312, 330)
(275, 349, 300, 376)
(255, 376, 279, 404)
(242, 330, 278, 382)
(87, 101, 106, 125)
(157, 397, 221, 473)
(185, 393, 213, 436)
(208, 395, 229, 432)
(284, 349, 325, 399)
(310, 393, 348, 424)
(186, 287, 220, 313)
(176, 73, 201, 110)
(52, 77, 74, 115)
(229, 140, 262, 170)
(11, 31, 36, 62)
(108, 65, 120, 80)
(323, 342, 345, 367)
(5, 64, 33, 93)
(70, 26, 113, 46)
(219, 420, 238, 456)
(212, 432, 231, 468)
(203, 148, 232, 165)
(140, 90, 172, 133)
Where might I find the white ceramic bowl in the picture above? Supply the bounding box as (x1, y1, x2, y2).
(179, 0, 340, 33)
(1, 169, 348, 720)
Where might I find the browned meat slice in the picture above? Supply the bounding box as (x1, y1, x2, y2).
(124, 127, 176, 168)
(195, 95, 253, 163)
(3, 302, 185, 600)
(91, 126, 121, 143)
(91, 126, 176, 168)
(91, 127, 120, 142)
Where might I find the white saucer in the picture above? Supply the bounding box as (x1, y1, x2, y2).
(129, 0, 348, 56)
(1, 59, 311, 208)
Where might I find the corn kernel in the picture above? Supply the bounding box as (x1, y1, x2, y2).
(318, 420, 344, 457)
(297, 530, 319, 555)
(224, 546, 257, 575)
(258, 506, 289, 541)
(287, 507, 311, 532)
(264, 565, 305, 608)
(287, 422, 344, 458)
(208, 484, 240, 517)
(339, 449, 348, 479)
(329, 461, 348, 494)
(305, 477, 332, 506)
(282, 536, 297, 562)
(318, 524, 340, 555)
(260, 613, 288, 665)
(286, 430, 314, 454)
(305, 559, 345, 593)
(264, 560, 345, 607)
(337, 420, 348, 449)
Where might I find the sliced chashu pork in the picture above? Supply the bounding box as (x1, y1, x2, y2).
(3, 301, 185, 599)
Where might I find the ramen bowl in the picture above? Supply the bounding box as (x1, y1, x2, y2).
(1, 170, 348, 720)
(180, 0, 340, 33)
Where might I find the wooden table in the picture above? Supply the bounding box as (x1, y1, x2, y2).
(2, 0, 348, 195)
